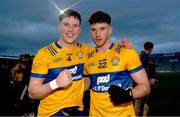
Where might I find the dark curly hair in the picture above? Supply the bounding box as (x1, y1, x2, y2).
(144, 42, 154, 50)
(88, 11, 111, 25)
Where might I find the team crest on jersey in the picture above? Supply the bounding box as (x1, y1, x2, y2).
(76, 51, 83, 59)
(111, 57, 120, 66)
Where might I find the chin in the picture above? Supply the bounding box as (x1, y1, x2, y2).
(95, 42, 103, 47)
(67, 40, 75, 44)
(96, 44, 103, 48)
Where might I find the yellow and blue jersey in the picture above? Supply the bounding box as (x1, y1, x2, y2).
(31, 41, 92, 116)
(84, 43, 143, 116)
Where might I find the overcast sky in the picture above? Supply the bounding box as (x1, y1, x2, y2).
(0, 0, 180, 56)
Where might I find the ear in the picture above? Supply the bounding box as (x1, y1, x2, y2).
(109, 26, 112, 35)
(78, 27, 82, 35)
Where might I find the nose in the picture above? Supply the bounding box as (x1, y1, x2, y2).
(95, 30, 100, 37)
(66, 25, 74, 32)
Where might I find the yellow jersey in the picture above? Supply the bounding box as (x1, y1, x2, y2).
(84, 43, 143, 116)
(31, 41, 92, 116)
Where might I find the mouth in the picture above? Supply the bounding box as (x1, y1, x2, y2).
(66, 33, 74, 38)
(95, 39, 102, 42)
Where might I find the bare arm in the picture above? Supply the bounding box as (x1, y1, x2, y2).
(28, 77, 53, 100)
(28, 69, 72, 100)
(131, 68, 150, 99)
(84, 77, 90, 91)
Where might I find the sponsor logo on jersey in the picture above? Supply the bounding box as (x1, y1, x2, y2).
(92, 83, 122, 92)
(68, 66, 78, 74)
(97, 74, 110, 85)
(68, 66, 82, 81)
(72, 74, 82, 80)
(92, 85, 110, 92)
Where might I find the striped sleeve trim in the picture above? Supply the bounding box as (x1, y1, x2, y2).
(31, 73, 46, 78)
(129, 65, 144, 74)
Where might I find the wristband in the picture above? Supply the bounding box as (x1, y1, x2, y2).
(49, 79, 58, 90)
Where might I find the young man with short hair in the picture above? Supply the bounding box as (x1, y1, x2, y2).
(84, 11, 150, 116)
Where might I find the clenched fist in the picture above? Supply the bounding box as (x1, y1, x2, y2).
(56, 69, 72, 88)
(49, 69, 73, 90)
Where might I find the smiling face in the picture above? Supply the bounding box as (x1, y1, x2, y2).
(59, 16, 81, 46)
(90, 22, 112, 48)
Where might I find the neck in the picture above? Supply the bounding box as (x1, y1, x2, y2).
(96, 40, 112, 52)
(57, 37, 75, 48)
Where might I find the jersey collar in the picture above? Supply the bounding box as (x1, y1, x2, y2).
(95, 43, 114, 53)
(55, 41, 80, 49)
(55, 41, 62, 49)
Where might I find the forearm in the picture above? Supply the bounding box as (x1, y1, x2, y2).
(132, 83, 150, 99)
(84, 77, 90, 91)
(28, 70, 72, 100)
(28, 82, 53, 100)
